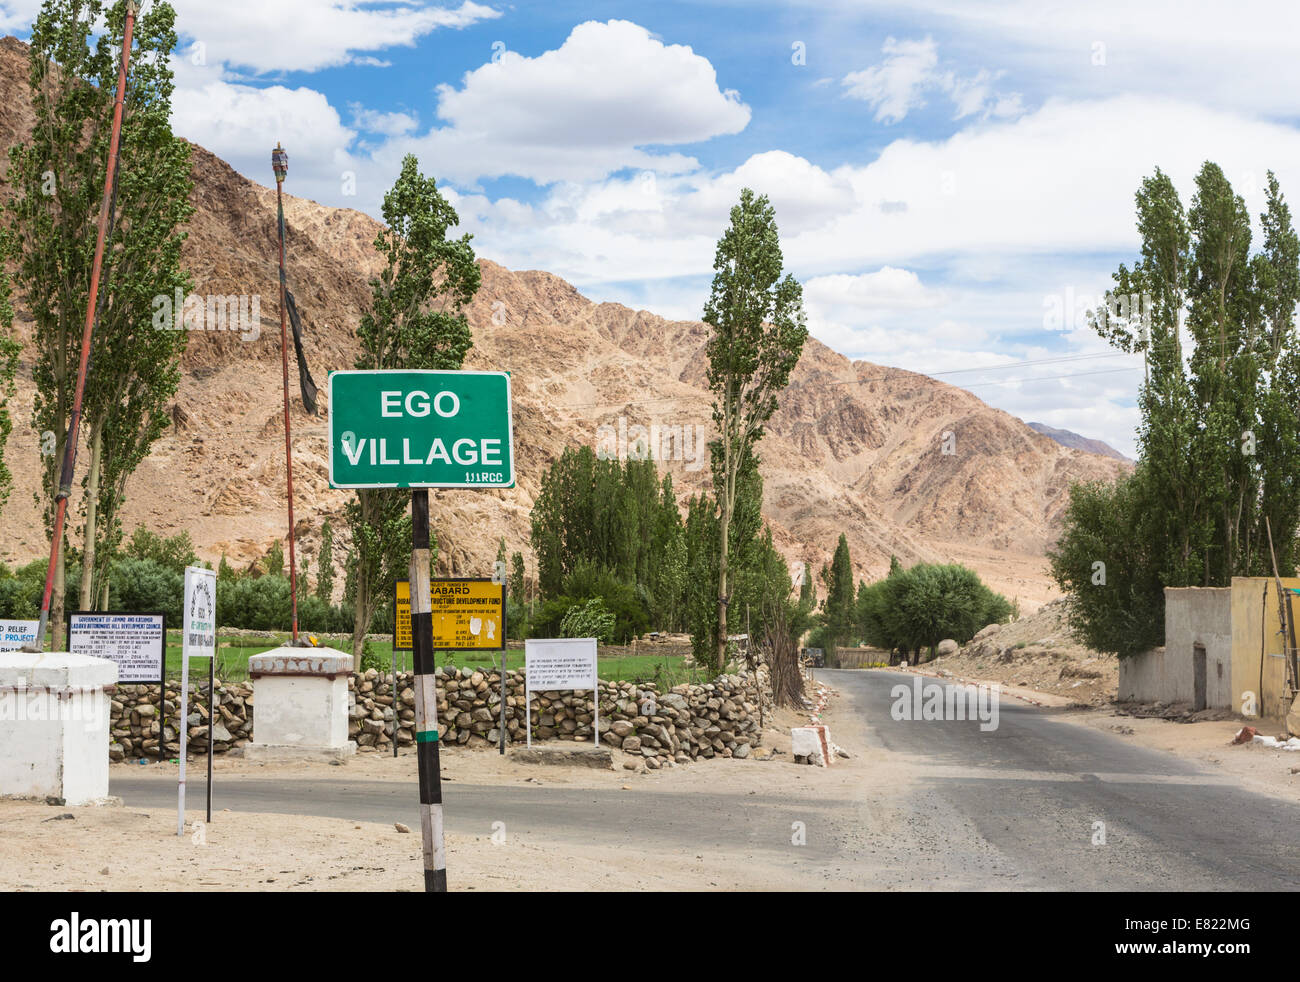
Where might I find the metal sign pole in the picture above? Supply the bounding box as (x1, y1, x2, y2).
(499, 648, 507, 755)
(410, 489, 447, 892)
(177, 644, 189, 837)
(206, 654, 214, 823)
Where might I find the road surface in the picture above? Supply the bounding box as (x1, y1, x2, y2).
(111, 670, 1300, 889)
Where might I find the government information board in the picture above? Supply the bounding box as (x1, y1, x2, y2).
(393, 578, 505, 652)
(67, 612, 166, 685)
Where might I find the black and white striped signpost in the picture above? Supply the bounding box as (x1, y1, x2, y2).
(328, 369, 516, 892)
(410, 489, 447, 893)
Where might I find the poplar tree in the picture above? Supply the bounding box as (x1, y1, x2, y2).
(345, 154, 478, 659)
(1053, 163, 1300, 655)
(7, 0, 192, 628)
(315, 519, 335, 601)
(703, 188, 807, 670)
(0, 249, 16, 519)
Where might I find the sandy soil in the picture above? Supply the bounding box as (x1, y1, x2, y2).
(924, 598, 1118, 706)
(0, 695, 875, 892)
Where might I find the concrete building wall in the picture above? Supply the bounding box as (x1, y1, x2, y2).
(1120, 587, 1232, 708)
(1164, 587, 1233, 708)
(1230, 576, 1300, 720)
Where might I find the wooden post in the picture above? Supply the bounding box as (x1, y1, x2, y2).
(410, 489, 447, 891)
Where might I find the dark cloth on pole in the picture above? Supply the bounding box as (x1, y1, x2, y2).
(284, 288, 318, 416)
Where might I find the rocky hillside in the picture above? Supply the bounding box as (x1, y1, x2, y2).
(0, 35, 1127, 609)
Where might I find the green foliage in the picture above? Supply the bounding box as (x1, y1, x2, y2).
(530, 448, 681, 635)
(346, 155, 474, 656)
(1048, 475, 1166, 658)
(560, 561, 648, 644)
(315, 520, 335, 601)
(682, 493, 721, 664)
(217, 553, 236, 583)
(856, 561, 1012, 660)
(509, 551, 526, 606)
(124, 528, 197, 577)
(264, 539, 285, 578)
(703, 187, 808, 666)
(0, 236, 16, 520)
(9, 0, 194, 615)
(559, 596, 616, 644)
(0, 560, 46, 618)
(1056, 163, 1300, 654)
(108, 557, 183, 623)
(821, 533, 855, 650)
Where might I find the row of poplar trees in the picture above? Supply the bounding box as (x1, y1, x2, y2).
(528, 189, 810, 674)
(1052, 162, 1300, 657)
(0, 0, 192, 647)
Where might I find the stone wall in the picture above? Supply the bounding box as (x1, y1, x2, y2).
(109, 680, 253, 761)
(109, 667, 770, 767)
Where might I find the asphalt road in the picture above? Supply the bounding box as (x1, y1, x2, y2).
(111, 669, 1300, 889)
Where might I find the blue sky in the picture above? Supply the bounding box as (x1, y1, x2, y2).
(7, 0, 1300, 458)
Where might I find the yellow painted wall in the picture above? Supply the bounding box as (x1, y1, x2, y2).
(1230, 576, 1300, 719)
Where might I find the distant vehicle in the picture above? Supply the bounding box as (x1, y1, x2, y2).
(801, 647, 825, 668)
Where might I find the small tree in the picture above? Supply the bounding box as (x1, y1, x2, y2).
(703, 188, 807, 670)
(344, 154, 478, 660)
(509, 551, 526, 606)
(265, 539, 285, 579)
(315, 519, 335, 601)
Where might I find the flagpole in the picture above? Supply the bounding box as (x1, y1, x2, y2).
(272, 143, 300, 644)
(26, 0, 138, 653)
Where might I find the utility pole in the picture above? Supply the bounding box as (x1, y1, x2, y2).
(26, 1, 138, 653)
(272, 143, 300, 643)
(410, 490, 448, 891)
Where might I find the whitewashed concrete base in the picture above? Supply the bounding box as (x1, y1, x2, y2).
(0, 652, 118, 805)
(791, 725, 832, 766)
(246, 648, 355, 760)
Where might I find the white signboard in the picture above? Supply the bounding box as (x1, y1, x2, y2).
(0, 619, 39, 652)
(183, 566, 217, 661)
(524, 638, 599, 749)
(67, 612, 165, 684)
(180, 565, 217, 837)
(525, 638, 598, 691)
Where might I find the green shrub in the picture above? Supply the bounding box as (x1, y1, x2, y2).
(559, 596, 616, 643)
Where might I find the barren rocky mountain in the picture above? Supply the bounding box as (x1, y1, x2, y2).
(0, 35, 1127, 609)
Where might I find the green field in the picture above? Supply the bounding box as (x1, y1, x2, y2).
(157, 631, 708, 687)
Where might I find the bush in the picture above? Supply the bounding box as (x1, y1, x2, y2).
(0, 561, 44, 619)
(559, 597, 616, 643)
(857, 561, 1012, 660)
(1048, 474, 1164, 658)
(217, 574, 290, 631)
(559, 561, 649, 644)
(108, 558, 183, 623)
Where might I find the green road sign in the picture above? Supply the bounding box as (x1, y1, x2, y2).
(328, 370, 515, 489)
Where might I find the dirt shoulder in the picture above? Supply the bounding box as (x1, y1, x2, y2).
(2, 682, 879, 892)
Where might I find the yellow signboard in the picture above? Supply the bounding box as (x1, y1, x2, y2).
(393, 578, 505, 651)
(394, 581, 413, 651)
